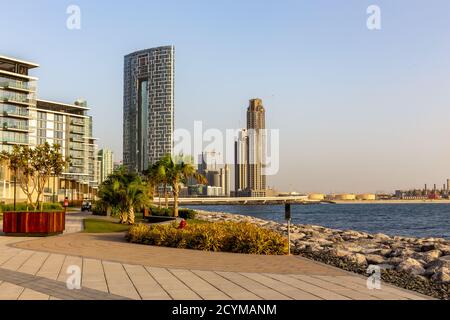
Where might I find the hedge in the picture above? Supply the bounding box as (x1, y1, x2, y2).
(0, 202, 63, 212)
(126, 221, 288, 255)
(148, 206, 197, 219)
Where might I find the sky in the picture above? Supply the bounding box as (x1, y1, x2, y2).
(1, 0, 450, 193)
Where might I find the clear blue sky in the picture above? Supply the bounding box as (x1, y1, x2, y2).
(2, 0, 450, 193)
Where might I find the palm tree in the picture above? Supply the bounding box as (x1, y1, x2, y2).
(98, 167, 149, 224)
(120, 177, 149, 224)
(166, 156, 207, 217)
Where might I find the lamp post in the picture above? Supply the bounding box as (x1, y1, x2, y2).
(285, 203, 292, 256)
(13, 172, 17, 212)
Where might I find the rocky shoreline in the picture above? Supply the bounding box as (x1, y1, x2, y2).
(196, 210, 450, 300)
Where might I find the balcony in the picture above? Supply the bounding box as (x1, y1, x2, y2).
(70, 127, 85, 134)
(70, 144, 85, 151)
(0, 96, 35, 107)
(70, 118, 85, 126)
(1, 137, 29, 145)
(1, 109, 30, 119)
(1, 122, 29, 132)
(70, 135, 85, 143)
(0, 80, 36, 93)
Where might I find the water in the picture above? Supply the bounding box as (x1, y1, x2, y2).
(186, 203, 450, 239)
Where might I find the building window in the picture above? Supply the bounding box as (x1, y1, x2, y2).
(37, 112, 46, 120)
(38, 129, 46, 137)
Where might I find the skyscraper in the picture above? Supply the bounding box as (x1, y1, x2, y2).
(235, 99, 267, 197)
(98, 148, 114, 184)
(123, 46, 175, 173)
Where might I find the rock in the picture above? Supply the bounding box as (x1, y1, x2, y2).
(373, 248, 392, 257)
(413, 250, 442, 263)
(390, 248, 414, 258)
(347, 253, 367, 265)
(420, 243, 438, 252)
(372, 233, 391, 241)
(330, 248, 352, 258)
(377, 263, 395, 270)
(341, 244, 364, 253)
(365, 254, 386, 265)
(388, 257, 404, 266)
(437, 245, 450, 255)
(397, 258, 425, 275)
(430, 267, 450, 283)
(341, 230, 364, 241)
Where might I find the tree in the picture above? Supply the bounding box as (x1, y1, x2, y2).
(0, 143, 67, 211)
(98, 167, 150, 224)
(165, 155, 207, 217)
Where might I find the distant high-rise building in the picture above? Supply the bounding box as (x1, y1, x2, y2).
(234, 129, 248, 194)
(98, 149, 114, 184)
(123, 46, 175, 173)
(220, 164, 231, 196)
(235, 99, 267, 197)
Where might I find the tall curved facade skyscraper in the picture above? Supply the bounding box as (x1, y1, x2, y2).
(123, 46, 175, 172)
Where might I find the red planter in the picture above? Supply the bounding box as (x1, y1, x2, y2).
(3, 211, 65, 236)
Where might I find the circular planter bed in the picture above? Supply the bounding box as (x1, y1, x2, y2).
(2, 211, 65, 236)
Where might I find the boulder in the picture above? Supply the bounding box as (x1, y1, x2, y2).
(413, 250, 442, 263)
(430, 267, 450, 283)
(396, 258, 425, 275)
(372, 233, 391, 241)
(365, 254, 386, 265)
(420, 243, 438, 252)
(347, 253, 367, 265)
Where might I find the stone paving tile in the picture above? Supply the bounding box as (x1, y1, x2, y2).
(18, 288, 50, 300)
(216, 271, 291, 300)
(313, 275, 406, 300)
(169, 268, 232, 300)
(102, 261, 140, 300)
(82, 258, 108, 292)
(36, 253, 65, 280)
(18, 251, 49, 275)
(123, 264, 171, 300)
(146, 266, 201, 300)
(0, 249, 34, 271)
(240, 272, 320, 300)
(191, 270, 262, 300)
(0, 281, 24, 300)
(0, 267, 128, 300)
(57, 255, 83, 283)
(264, 273, 350, 300)
(325, 275, 431, 300)
(291, 274, 379, 300)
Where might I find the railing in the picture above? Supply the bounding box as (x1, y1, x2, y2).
(0, 104, 29, 117)
(70, 118, 85, 126)
(70, 127, 85, 134)
(70, 134, 85, 142)
(2, 123, 29, 131)
(0, 80, 36, 92)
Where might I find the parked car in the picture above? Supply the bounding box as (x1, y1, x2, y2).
(81, 200, 92, 212)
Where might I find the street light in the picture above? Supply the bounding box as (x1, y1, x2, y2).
(285, 203, 292, 256)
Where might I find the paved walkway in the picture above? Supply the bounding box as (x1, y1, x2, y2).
(0, 230, 431, 300)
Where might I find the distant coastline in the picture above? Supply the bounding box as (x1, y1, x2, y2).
(332, 199, 450, 204)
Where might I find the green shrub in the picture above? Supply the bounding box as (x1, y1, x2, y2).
(0, 202, 63, 212)
(178, 209, 197, 220)
(148, 206, 172, 216)
(92, 201, 108, 216)
(147, 206, 197, 219)
(126, 221, 288, 255)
